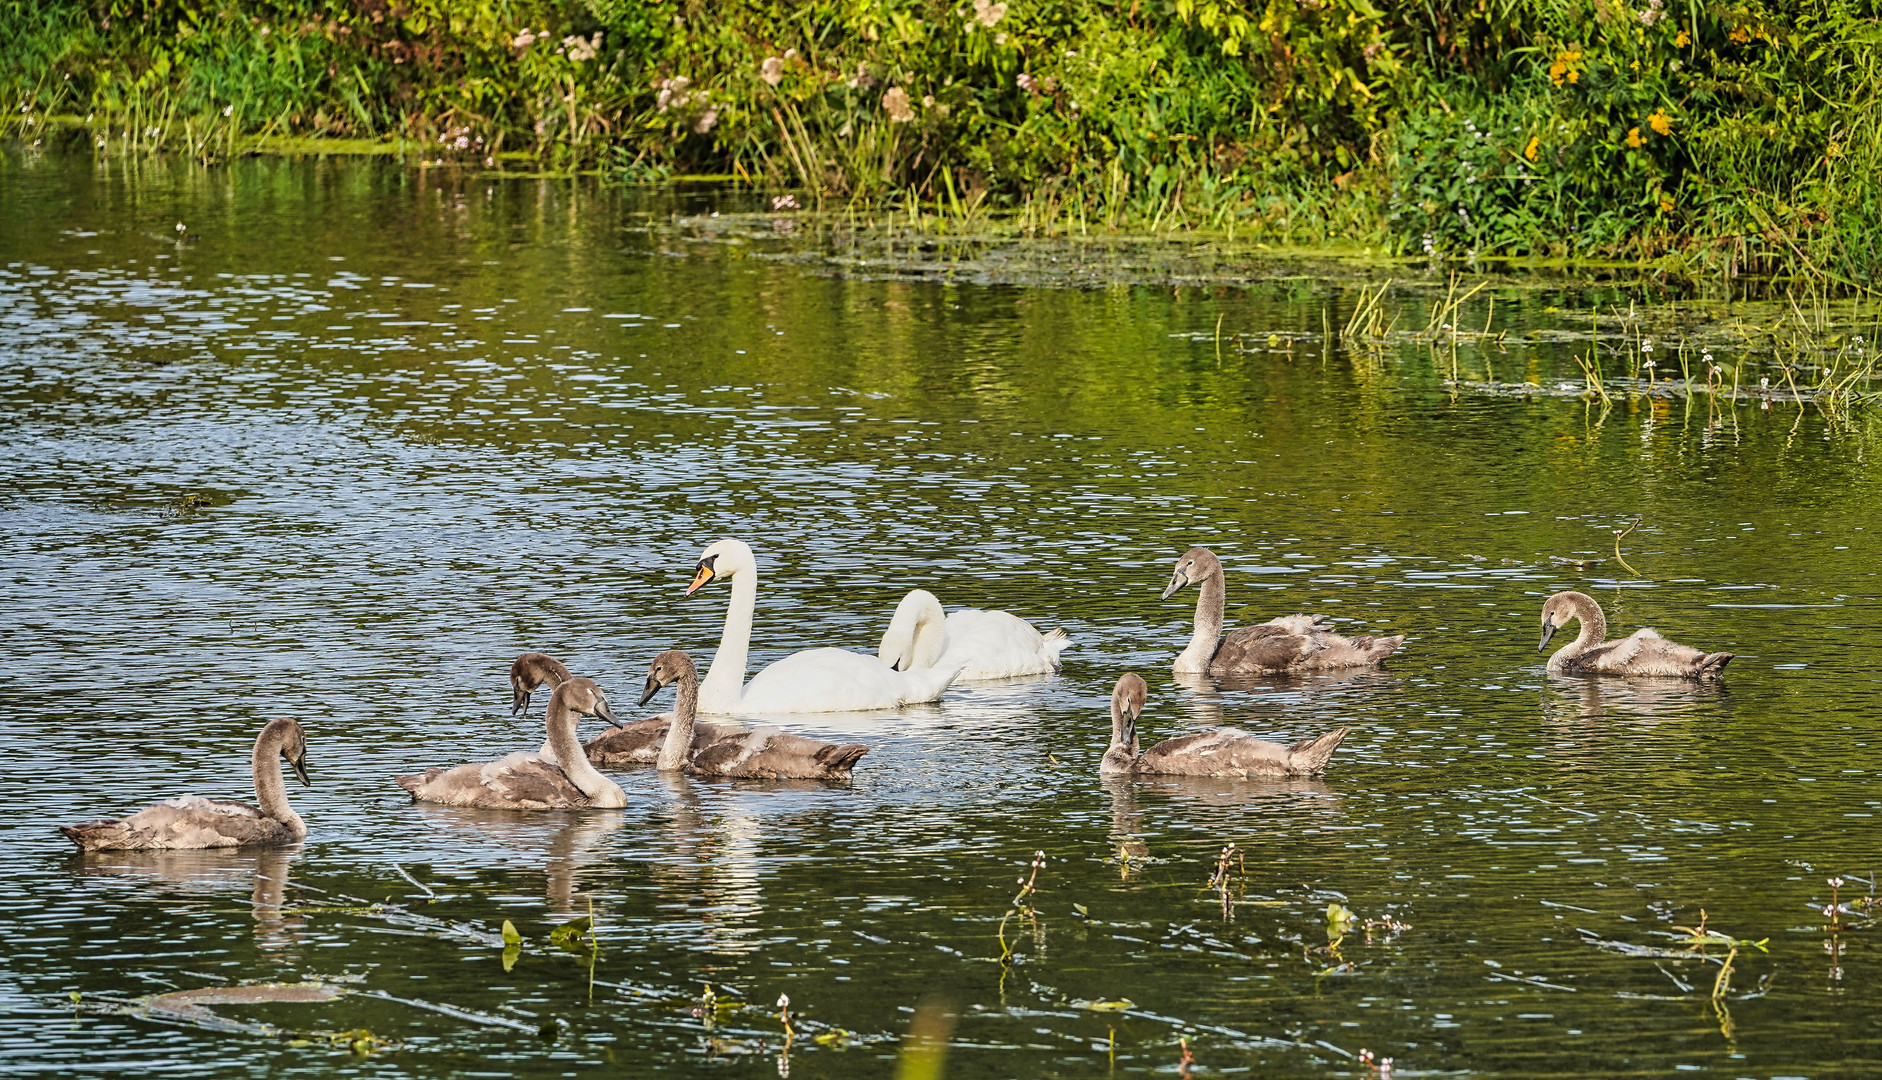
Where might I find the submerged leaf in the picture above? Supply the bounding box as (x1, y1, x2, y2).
(1078, 998, 1134, 1012)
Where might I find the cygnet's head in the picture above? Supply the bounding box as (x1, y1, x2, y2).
(639, 649, 699, 706)
(551, 677, 623, 728)
(263, 718, 311, 786)
(1161, 546, 1221, 600)
(687, 538, 756, 596)
(1538, 591, 1592, 650)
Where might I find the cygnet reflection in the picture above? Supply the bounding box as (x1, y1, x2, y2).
(1543, 671, 1727, 724)
(70, 845, 306, 951)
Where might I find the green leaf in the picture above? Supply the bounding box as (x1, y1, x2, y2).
(501, 919, 523, 946)
(1080, 998, 1134, 1012)
(1072, 902, 1090, 919)
(549, 916, 592, 950)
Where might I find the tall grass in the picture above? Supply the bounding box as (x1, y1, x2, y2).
(2, 0, 1877, 289)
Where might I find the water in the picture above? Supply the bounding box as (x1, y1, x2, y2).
(2, 151, 1880, 1078)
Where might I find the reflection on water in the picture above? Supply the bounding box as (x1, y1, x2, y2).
(1, 151, 1880, 1078)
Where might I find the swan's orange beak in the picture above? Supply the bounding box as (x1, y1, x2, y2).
(685, 562, 716, 596)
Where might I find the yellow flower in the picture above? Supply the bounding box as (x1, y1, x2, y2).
(1524, 135, 1540, 162)
(1626, 127, 1645, 148)
(1548, 49, 1582, 86)
(1729, 25, 1751, 43)
(1659, 196, 1675, 213)
(1648, 108, 1673, 136)
(1675, 30, 1690, 47)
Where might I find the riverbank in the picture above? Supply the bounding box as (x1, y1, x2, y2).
(4, 0, 1878, 292)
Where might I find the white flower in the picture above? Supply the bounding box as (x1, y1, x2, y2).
(513, 28, 539, 49)
(761, 56, 784, 85)
(562, 33, 600, 62)
(971, 0, 1008, 28)
(694, 106, 718, 134)
(882, 87, 915, 123)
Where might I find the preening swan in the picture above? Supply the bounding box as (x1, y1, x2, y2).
(1539, 591, 1733, 676)
(1163, 546, 1403, 675)
(641, 650, 870, 779)
(876, 589, 1071, 680)
(60, 719, 311, 850)
(396, 678, 630, 809)
(1100, 673, 1346, 778)
(686, 539, 960, 713)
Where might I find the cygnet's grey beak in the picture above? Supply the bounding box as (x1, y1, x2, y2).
(1538, 619, 1558, 651)
(594, 699, 624, 729)
(1159, 572, 1187, 601)
(290, 754, 311, 787)
(638, 675, 663, 708)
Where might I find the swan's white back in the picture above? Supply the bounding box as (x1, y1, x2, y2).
(740, 646, 956, 713)
(939, 609, 1062, 679)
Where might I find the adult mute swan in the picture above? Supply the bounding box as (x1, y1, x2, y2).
(1163, 546, 1403, 675)
(1540, 591, 1733, 676)
(875, 589, 1071, 680)
(686, 539, 960, 714)
(1100, 673, 1346, 778)
(640, 650, 870, 779)
(60, 719, 311, 850)
(396, 678, 629, 809)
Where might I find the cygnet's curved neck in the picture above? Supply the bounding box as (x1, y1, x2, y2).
(1176, 565, 1226, 672)
(698, 567, 756, 713)
(546, 698, 625, 806)
(1101, 701, 1139, 774)
(1553, 593, 1608, 664)
(657, 669, 701, 772)
(251, 727, 304, 833)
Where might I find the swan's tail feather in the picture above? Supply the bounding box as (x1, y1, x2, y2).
(1286, 728, 1347, 774)
(816, 743, 870, 774)
(902, 663, 964, 703)
(1696, 651, 1735, 673)
(1364, 634, 1406, 663)
(1042, 627, 1072, 661)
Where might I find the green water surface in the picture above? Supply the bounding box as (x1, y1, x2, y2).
(2, 151, 1880, 1078)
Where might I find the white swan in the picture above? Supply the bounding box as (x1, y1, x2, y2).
(876, 589, 1071, 680)
(686, 539, 961, 714)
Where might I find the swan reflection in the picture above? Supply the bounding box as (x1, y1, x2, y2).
(70, 845, 305, 950)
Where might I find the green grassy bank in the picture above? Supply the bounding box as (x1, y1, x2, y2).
(4, 0, 1879, 288)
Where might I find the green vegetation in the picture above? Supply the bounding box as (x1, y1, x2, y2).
(4, 0, 1879, 286)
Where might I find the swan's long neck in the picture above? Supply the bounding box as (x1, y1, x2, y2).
(1100, 703, 1139, 774)
(657, 671, 700, 772)
(911, 604, 948, 669)
(1554, 593, 1608, 663)
(698, 569, 756, 713)
(547, 700, 626, 807)
(251, 729, 303, 833)
(1175, 570, 1226, 672)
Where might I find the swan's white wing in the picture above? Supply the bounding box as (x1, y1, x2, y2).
(739, 647, 924, 713)
(940, 608, 1059, 679)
